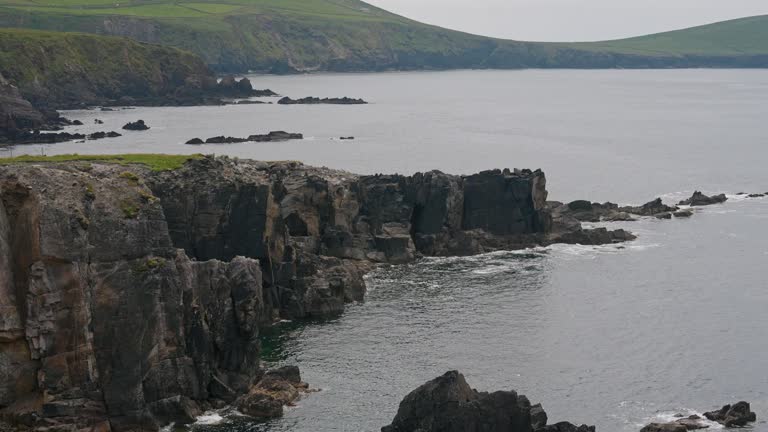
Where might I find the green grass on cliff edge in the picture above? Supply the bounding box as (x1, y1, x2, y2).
(0, 154, 203, 171)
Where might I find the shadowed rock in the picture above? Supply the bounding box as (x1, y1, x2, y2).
(122, 119, 150, 130)
(381, 371, 594, 432)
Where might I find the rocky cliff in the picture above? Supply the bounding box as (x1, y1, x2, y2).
(0, 156, 631, 431)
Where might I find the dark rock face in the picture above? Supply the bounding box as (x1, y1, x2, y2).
(0, 165, 268, 431)
(122, 119, 149, 130)
(278, 96, 367, 105)
(0, 158, 634, 431)
(678, 191, 728, 206)
(381, 371, 594, 432)
(703, 401, 757, 427)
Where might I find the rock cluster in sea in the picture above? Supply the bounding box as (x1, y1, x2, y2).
(185, 131, 303, 144)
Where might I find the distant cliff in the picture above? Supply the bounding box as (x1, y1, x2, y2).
(0, 155, 631, 430)
(0, 29, 254, 110)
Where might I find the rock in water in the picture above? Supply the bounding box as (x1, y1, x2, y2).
(381, 371, 594, 432)
(278, 96, 368, 105)
(640, 423, 687, 432)
(704, 401, 757, 427)
(235, 365, 310, 419)
(678, 191, 727, 206)
(122, 119, 150, 130)
(185, 137, 204, 144)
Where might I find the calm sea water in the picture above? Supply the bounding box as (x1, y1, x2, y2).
(7, 70, 768, 431)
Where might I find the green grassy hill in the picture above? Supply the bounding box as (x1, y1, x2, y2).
(0, 0, 766, 72)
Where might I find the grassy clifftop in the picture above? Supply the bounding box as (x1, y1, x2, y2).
(0, 28, 216, 107)
(0, 1, 766, 72)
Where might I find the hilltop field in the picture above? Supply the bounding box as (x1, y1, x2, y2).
(0, 0, 766, 72)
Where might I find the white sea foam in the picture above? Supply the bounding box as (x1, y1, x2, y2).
(645, 410, 723, 429)
(195, 411, 226, 425)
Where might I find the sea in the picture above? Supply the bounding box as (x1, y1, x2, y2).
(7, 69, 767, 431)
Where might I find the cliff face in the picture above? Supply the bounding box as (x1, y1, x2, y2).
(0, 157, 629, 431)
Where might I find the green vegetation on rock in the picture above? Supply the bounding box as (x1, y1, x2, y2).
(0, 153, 203, 171)
(0, 0, 766, 72)
(0, 28, 214, 108)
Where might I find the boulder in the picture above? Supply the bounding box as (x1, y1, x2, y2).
(185, 138, 204, 145)
(655, 212, 672, 220)
(235, 365, 309, 419)
(122, 119, 149, 131)
(678, 191, 727, 206)
(673, 209, 693, 218)
(381, 371, 594, 432)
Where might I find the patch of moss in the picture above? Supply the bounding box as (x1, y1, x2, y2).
(133, 257, 167, 273)
(84, 183, 95, 200)
(139, 189, 158, 203)
(119, 171, 140, 184)
(0, 154, 203, 171)
(120, 199, 139, 219)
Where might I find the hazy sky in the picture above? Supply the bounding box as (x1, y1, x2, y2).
(365, 0, 768, 42)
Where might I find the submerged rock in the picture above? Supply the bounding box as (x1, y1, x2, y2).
(673, 209, 694, 218)
(678, 191, 727, 206)
(381, 371, 594, 432)
(185, 137, 204, 144)
(87, 131, 121, 140)
(122, 119, 150, 130)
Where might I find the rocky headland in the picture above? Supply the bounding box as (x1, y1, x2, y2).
(0, 155, 634, 431)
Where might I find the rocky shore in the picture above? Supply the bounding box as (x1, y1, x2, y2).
(0, 155, 633, 431)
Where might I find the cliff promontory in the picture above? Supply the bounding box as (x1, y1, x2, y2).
(0, 155, 631, 431)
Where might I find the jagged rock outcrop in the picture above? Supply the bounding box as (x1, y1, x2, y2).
(0, 157, 634, 430)
(678, 191, 728, 206)
(381, 371, 595, 432)
(703, 401, 757, 427)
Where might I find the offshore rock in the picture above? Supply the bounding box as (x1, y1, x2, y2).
(703, 401, 757, 427)
(122, 119, 149, 130)
(678, 191, 727, 206)
(277, 96, 367, 105)
(381, 371, 595, 432)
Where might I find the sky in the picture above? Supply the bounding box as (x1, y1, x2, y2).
(364, 0, 768, 42)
